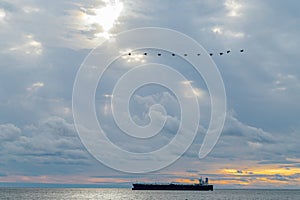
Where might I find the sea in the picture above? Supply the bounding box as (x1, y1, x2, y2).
(0, 188, 299, 200)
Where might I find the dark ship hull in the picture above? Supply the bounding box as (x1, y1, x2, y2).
(132, 183, 213, 191)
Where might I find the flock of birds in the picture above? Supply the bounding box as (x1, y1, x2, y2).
(126, 49, 245, 57)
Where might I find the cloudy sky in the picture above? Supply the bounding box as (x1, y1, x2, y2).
(0, 0, 300, 188)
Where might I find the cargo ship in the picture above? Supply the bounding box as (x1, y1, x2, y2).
(132, 177, 213, 191)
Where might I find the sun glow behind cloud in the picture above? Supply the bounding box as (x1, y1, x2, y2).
(81, 0, 124, 39)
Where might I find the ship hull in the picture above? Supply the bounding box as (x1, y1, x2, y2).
(132, 184, 213, 191)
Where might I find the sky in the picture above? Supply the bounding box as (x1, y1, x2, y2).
(0, 0, 300, 189)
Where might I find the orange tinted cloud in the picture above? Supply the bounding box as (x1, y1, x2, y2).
(211, 179, 250, 185)
(221, 166, 300, 176)
(213, 165, 300, 187)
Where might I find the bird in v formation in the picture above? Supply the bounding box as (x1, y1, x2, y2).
(127, 49, 245, 57)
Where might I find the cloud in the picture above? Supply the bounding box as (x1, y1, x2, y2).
(0, 0, 299, 188)
(0, 8, 6, 23)
(22, 6, 40, 14)
(224, 0, 243, 17)
(8, 34, 43, 56)
(211, 26, 245, 38)
(26, 82, 44, 94)
(0, 117, 95, 176)
(0, 123, 21, 141)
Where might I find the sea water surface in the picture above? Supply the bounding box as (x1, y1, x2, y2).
(0, 188, 299, 200)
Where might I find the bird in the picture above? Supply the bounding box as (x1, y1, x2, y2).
(197, 53, 201, 56)
(184, 54, 187, 56)
(240, 49, 244, 52)
(172, 53, 176, 56)
(158, 53, 161, 56)
(220, 52, 223, 55)
(144, 53, 147, 56)
(210, 53, 213, 56)
(227, 50, 231, 54)
(128, 53, 131, 56)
